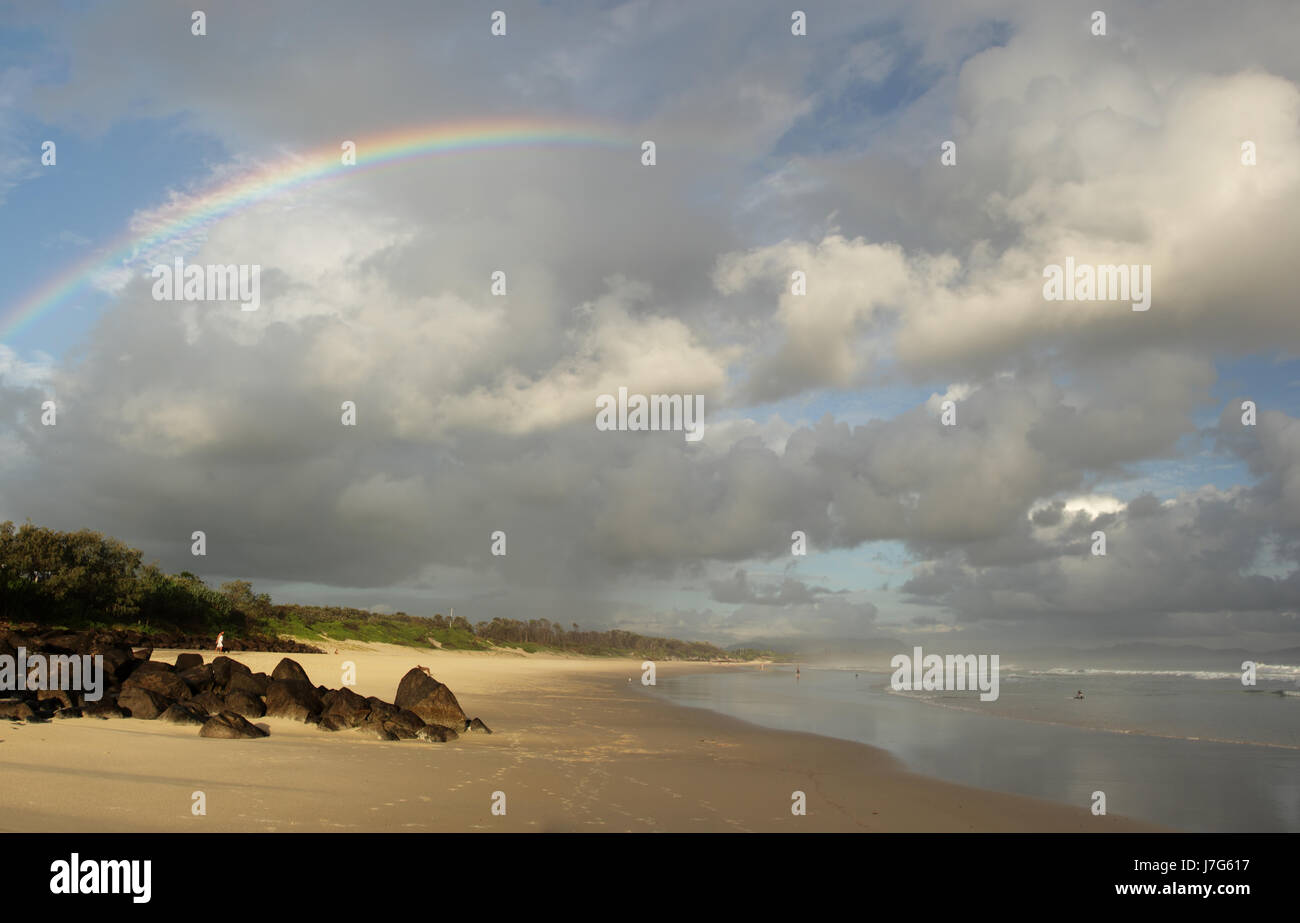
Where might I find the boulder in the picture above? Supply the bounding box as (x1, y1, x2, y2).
(179, 664, 215, 693)
(199, 711, 269, 740)
(36, 688, 76, 710)
(394, 668, 467, 728)
(122, 670, 191, 702)
(174, 653, 204, 672)
(160, 702, 209, 725)
(356, 722, 399, 741)
(247, 672, 271, 696)
(223, 690, 266, 719)
(117, 686, 172, 720)
(417, 724, 459, 742)
(265, 679, 322, 722)
(317, 714, 352, 732)
(191, 690, 226, 714)
(0, 700, 35, 721)
(81, 698, 129, 719)
(464, 717, 493, 734)
(54, 707, 84, 719)
(271, 658, 312, 685)
(211, 656, 252, 688)
(321, 687, 371, 727)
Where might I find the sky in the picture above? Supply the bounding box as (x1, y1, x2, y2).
(2, 0, 1299, 652)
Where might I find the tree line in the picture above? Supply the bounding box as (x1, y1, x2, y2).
(0, 521, 765, 660)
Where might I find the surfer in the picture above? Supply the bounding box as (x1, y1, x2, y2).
(1074, 689, 1084, 699)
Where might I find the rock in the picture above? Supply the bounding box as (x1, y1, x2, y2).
(464, 717, 493, 734)
(264, 679, 322, 722)
(132, 646, 153, 661)
(122, 670, 191, 701)
(0, 700, 35, 721)
(271, 658, 312, 685)
(178, 665, 215, 693)
(174, 653, 204, 672)
(36, 688, 76, 710)
(199, 711, 269, 740)
(322, 686, 371, 728)
(223, 690, 266, 719)
(191, 690, 226, 714)
(417, 724, 459, 742)
(225, 671, 265, 698)
(55, 707, 84, 719)
(394, 668, 467, 728)
(81, 698, 128, 719)
(130, 660, 175, 676)
(247, 672, 271, 696)
(117, 686, 172, 720)
(210, 656, 252, 688)
(317, 714, 352, 732)
(101, 645, 138, 683)
(356, 722, 399, 741)
(160, 702, 209, 725)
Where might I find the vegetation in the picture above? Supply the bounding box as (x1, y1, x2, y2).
(0, 520, 771, 661)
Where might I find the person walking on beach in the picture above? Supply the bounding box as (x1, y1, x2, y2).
(216, 631, 224, 653)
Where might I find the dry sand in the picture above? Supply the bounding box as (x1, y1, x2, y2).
(0, 644, 1157, 832)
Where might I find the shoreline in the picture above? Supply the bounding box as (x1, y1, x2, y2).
(0, 644, 1159, 832)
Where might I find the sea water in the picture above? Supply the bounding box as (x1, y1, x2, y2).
(644, 664, 1300, 831)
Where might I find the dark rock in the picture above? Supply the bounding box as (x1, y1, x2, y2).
(317, 714, 352, 732)
(174, 653, 204, 671)
(394, 668, 468, 728)
(179, 664, 215, 693)
(36, 688, 76, 710)
(223, 690, 266, 719)
(0, 700, 35, 721)
(271, 657, 312, 685)
(199, 711, 269, 739)
(117, 686, 172, 719)
(122, 670, 191, 701)
(132, 646, 153, 661)
(247, 672, 271, 696)
(417, 724, 459, 742)
(191, 690, 226, 714)
(55, 707, 84, 719)
(160, 702, 209, 725)
(225, 671, 265, 698)
(210, 656, 252, 688)
(81, 698, 128, 719)
(464, 717, 493, 734)
(264, 679, 322, 722)
(356, 721, 399, 741)
(322, 686, 370, 727)
(131, 660, 175, 676)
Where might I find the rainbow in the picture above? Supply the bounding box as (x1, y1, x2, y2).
(2, 117, 632, 341)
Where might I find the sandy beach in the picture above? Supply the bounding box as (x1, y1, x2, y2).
(0, 644, 1156, 832)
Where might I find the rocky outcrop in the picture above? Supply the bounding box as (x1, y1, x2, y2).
(1, 627, 485, 745)
(394, 668, 468, 728)
(264, 679, 322, 722)
(199, 712, 269, 739)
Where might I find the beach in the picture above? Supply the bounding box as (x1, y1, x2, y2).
(0, 644, 1156, 832)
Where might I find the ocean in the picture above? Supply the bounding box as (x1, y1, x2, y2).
(645, 662, 1300, 832)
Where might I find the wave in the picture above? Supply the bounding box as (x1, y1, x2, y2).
(1013, 664, 1300, 681)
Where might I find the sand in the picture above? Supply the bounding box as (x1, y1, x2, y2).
(0, 644, 1157, 832)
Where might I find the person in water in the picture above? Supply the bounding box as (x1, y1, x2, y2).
(1074, 689, 1084, 699)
